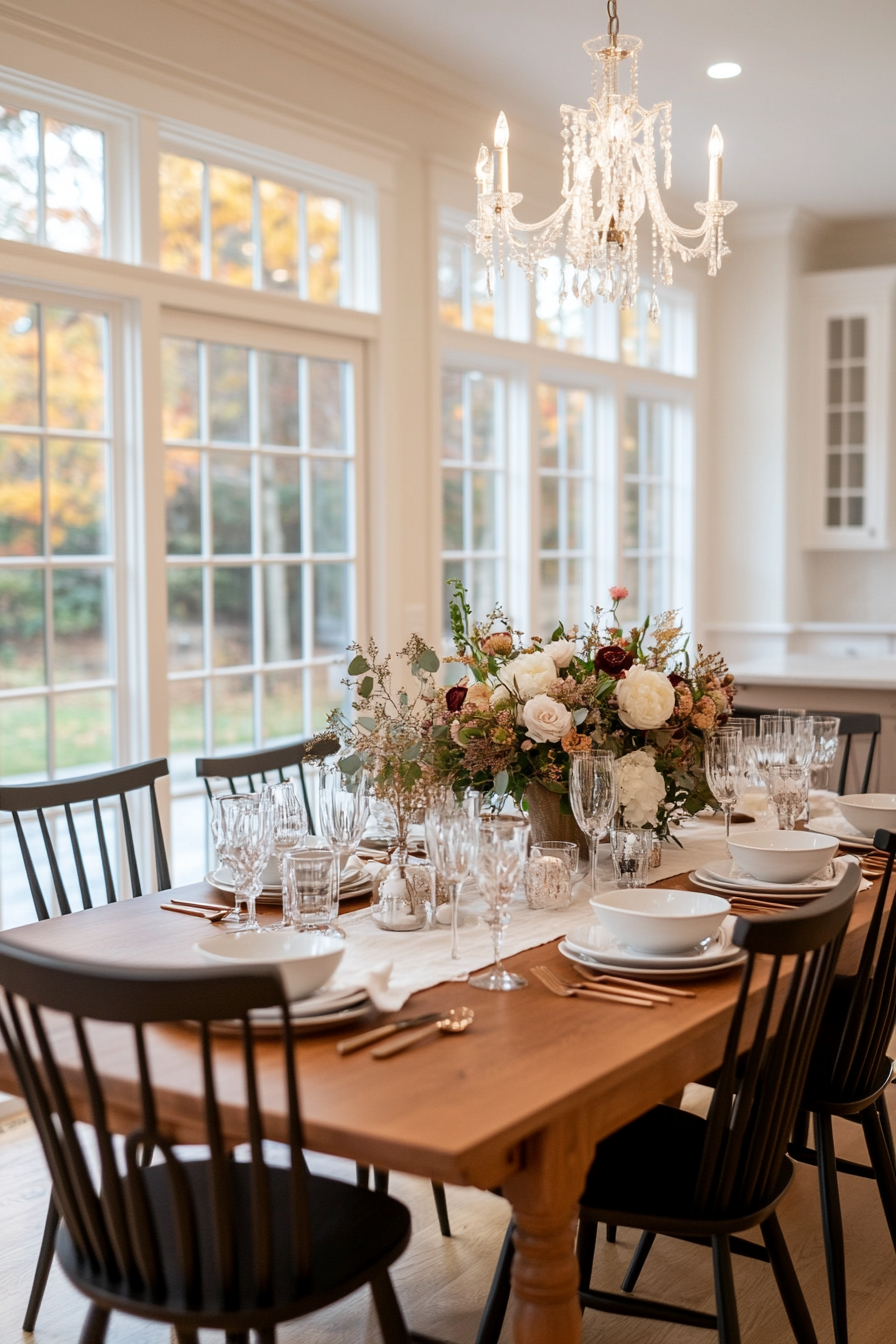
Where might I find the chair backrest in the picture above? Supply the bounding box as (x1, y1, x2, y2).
(818, 827, 896, 1102)
(195, 736, 339, 835)
(694, 863, 859, 1218)
(733, 705, 881, 794)
(0, 942, 311, 1308)
(0, 759, 171, 922)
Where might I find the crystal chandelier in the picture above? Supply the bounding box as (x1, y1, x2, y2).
(469, 0, 737, 320)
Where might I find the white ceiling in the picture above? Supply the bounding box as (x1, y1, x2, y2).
(302, 0, 896, 217)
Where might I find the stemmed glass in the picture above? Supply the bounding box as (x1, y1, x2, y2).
(470, 817, 530, 992)
(265, 780, 308, 929)
(811, 716, 840, 790)
(318, 763, 370, 902)
(424, 791, 480, 960)
(705, 730, 747, 840)
(217, 793, 274, 932)
(208, 794, 242, 923)
(569, 751, 618, 892)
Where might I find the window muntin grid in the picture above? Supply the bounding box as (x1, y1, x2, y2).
(0, 296, 115, 787)
(0, 105, 105, 256)
(825, 316, 867, 529)
(619, 396, 674, 624)
(159, 152, 344, 305)
(440, 368, 505, 637)
(537, 383, 592, 632)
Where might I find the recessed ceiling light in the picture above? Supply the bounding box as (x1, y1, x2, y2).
(707, 62, 742, 79)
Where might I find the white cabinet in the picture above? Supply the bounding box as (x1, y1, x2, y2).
(802, 266, 896, 550)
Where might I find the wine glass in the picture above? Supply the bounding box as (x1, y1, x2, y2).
(705, 731, 747, 839)
(318, 763, 370, 898)
(569, 751, 617, 892)
(811, 716, 840, 790)
(208, 793, 242, 924)
(470, 817, 530, 992)
(218, 793, 274, 932)
(265, 780, 308, 929)
(424, 792, 480, 960)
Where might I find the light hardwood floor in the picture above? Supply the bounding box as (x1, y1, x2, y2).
(3, 1088, 896, 1344)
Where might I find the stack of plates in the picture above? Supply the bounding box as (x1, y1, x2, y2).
(210, 984, 372, 1036)
(690, 856, 848, 903)
(559, 919, 746, 980)
(206, 863, 374, 905)
(805, 815, 875, 851)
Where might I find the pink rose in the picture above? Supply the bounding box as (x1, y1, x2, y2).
(609, 585, 629, 601)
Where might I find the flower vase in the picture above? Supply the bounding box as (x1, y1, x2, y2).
(524, 781, 589, 862)
(370, 847, 431, 931)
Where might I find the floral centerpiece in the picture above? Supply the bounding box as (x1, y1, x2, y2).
(431, 581, 735, 842)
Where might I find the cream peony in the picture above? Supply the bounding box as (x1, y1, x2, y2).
(464, 681, 493, 710)
(504, 650, 557, 701)
(544, 638, 576, 669)
(521, 694, 574, 744)
(615, 749, 667, 827)
(615, 665, 676, 730)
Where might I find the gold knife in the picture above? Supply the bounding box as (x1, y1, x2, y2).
(336, 1013, 441, 1055)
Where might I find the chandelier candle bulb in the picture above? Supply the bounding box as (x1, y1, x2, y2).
(493, 112, 510, 192)
(708, 125, 724, 202)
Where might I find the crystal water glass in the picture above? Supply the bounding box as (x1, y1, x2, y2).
(811, 716, 840, 789)
(318, 762, 370, 891)
(424, 791, 480, 960)
(608, 825, 653, 887)
(265, 781, 308, 929)
(218, 793, 274, 932)
(768, 763, 810, 830)
(283, 848, 340, 934)
(569, 750, 617, 892)
(470, 817, 530, 992)
(208, 794, 242, 924)
(705, 730, 747, 839)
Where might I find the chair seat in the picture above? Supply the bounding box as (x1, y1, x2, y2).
(56, 1161, 411, 1330)
(580, 1104, 792, 1234)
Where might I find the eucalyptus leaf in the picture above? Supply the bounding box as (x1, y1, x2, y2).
(359, 676, 374, 699)
(339, 754, 363, 775)
(357, 717, 376, 730)
(494, 769, 509, 795)
(417, 648, 440, 673)
(347, 655, 369, 676)
(573, 707, 588, 726)
(431, 724, 449, 740)
(403, 742, 421, 761)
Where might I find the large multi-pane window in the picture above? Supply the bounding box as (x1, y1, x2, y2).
(159, 152, 343, 304)
(619, 396, 692, 624)
(441, 368, 505, 634)
(0, 106, 105, 255)
(537, 384, 593, 632)
(162, 335, 355, 880)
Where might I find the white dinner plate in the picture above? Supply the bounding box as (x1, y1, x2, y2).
(693, 857, 841, 895)
(806, 816, 875, 849)
(564, 918, 743, 970)
(205, 870, 373, 902)
(558, 940, 747, 981)
(208, 998, 373, 1037)
(690, 871, 813, 903)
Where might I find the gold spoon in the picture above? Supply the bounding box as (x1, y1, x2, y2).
(371, 1007, 475, 1059)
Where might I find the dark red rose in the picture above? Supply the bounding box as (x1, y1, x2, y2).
(445, 685, 468, 712)
(667, 672, 685, 687)
(595, 645, 634, 679)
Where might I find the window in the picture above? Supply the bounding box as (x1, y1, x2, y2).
(535, 257, 617, 360)
(825, 316, 866, 529)
(163, 335, 355, 882)
(0, 296, 114, 789)
(159, 152, 343, 304)
(620, 288, 696, 377)
(537, 384, 593, 632)
(0, 104, 105, 256)
(441, 368, 506, 636)
(438, 210, 529, 341)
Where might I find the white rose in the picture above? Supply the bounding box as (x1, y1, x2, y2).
(615, 749, 667, 828)
(544, 638, 576, 669)
(615, 665, 676, 731)
(504, 650, 557, 701)
(521, 694, 574, 744)
(491, 683, 512, 708)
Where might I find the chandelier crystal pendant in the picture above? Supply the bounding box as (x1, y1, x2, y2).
(469, 0, 737, 320)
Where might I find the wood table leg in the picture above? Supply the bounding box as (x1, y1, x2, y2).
(502, 1108, 598, 1344)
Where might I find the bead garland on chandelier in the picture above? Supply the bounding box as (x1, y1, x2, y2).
(468, 0, 737, 321)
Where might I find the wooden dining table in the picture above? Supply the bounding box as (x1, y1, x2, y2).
(0, 849, 882, 1344)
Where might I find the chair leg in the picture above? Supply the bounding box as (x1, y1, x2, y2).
(356, 1162, 371, 1188)
(792, 1108, 811, 1149)
(370, 1269, 411, 1344)
(430, 1180, 451, 1236)
(373, 1167, 390, 1193)
(876, 1093, 896, 1169)
(815, 1111, 849, 1344)
(861, 1102, 896, 1253)
(78, 1306, 111, 1344)
(174, 1331, 199, 1344)
(474, 1219, 514, 1344)
(606, 1222, 617, 1242)
(225, 1335, 249, 1344)
(712, 1235, 741, 1344)
(576, 1218, 598, 1294)
(22, 1191, 60, 1331)
(621, 1230, 657, 1293)
(761, 1212, 818, 1344)
(254, 1331, 275, 1344)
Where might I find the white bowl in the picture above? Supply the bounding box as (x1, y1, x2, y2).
(837, 794, 896, 840)
(194, 930, 345, 1001)
(588, 888, 730, 955)
(727, 831, 838, 885)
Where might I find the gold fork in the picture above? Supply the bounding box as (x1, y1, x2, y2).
(532, 964, 655, 1009)
(551, 971, 673, 1004)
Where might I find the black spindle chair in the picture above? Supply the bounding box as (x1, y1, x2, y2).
(478, 865, 860, 1344)
(0, 944, 422, 1344)
(195, 736, 339, 835)
(0, 757, 172, 1331)
(734, 706, 881, 795)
